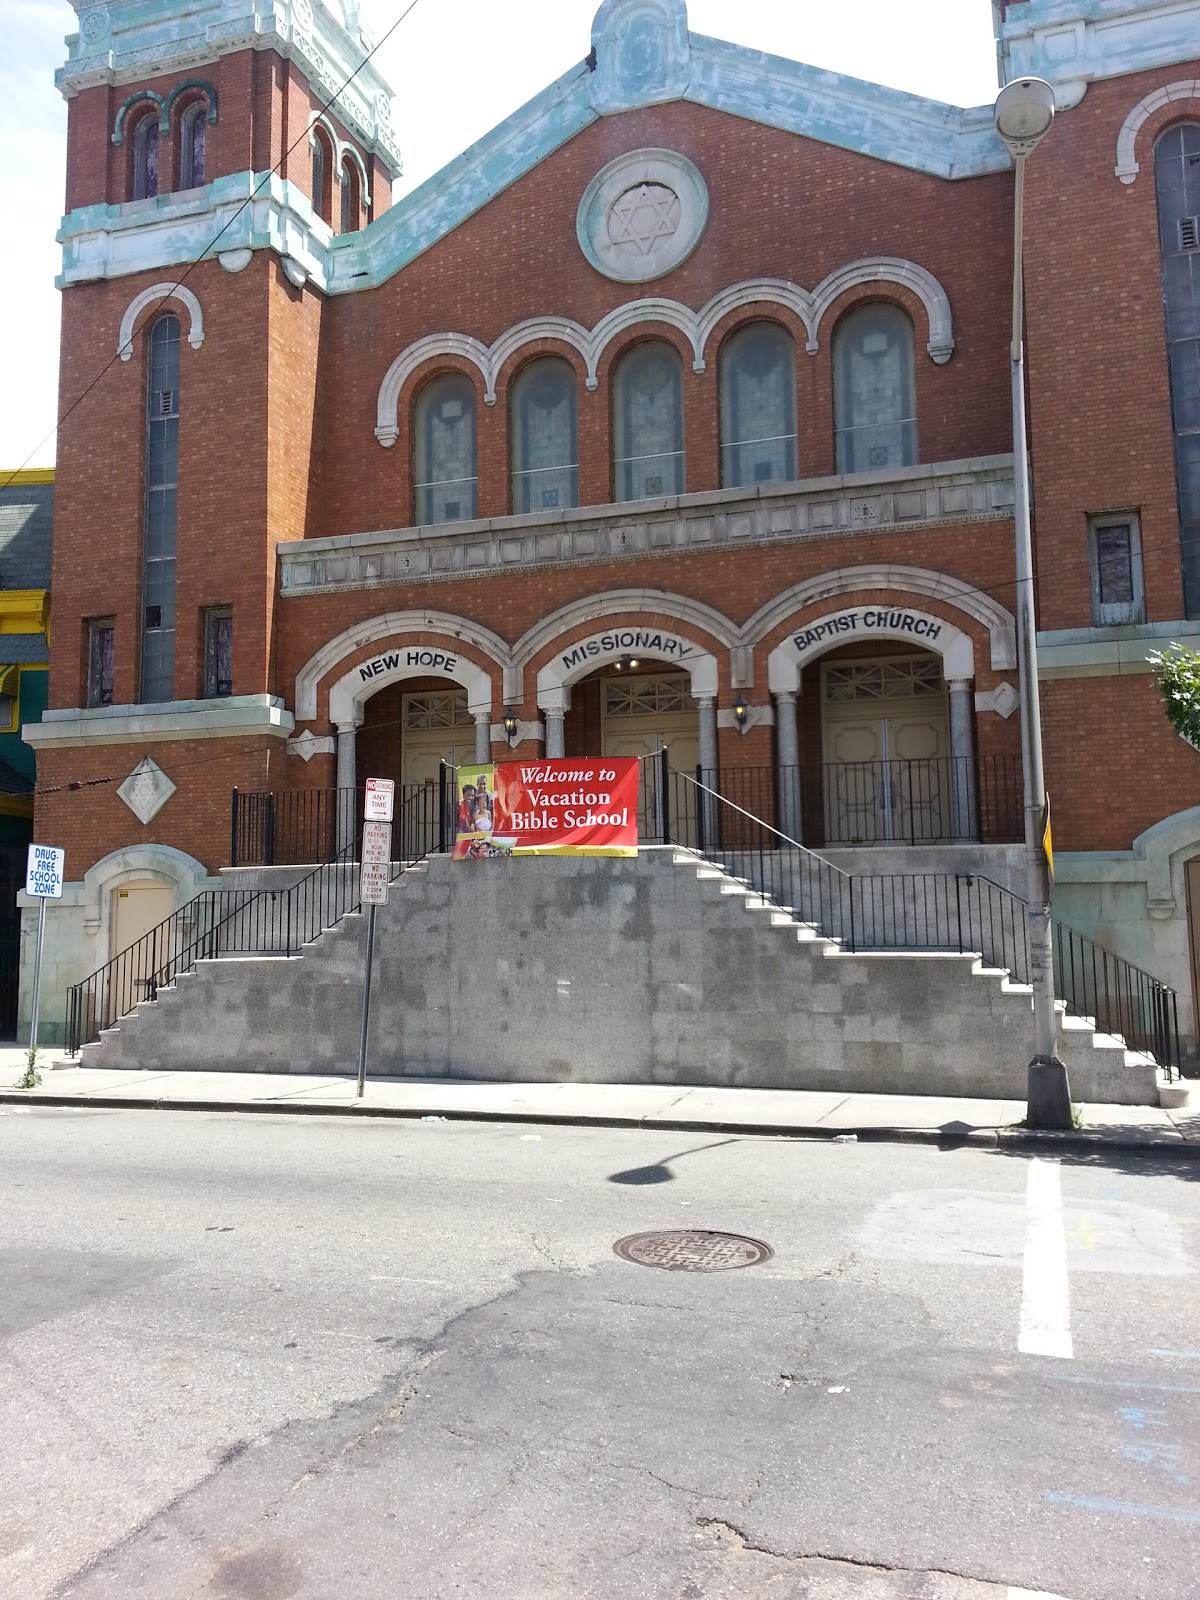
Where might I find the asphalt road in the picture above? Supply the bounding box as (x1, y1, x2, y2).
(1, 1106, 1198, 1600)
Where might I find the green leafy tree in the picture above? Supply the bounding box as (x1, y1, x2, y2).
(1149, 643, 1200, 749)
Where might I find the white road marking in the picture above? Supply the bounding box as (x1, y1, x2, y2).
(1018, 1158, 1073, 1360)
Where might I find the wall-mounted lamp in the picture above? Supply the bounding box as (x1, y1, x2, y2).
(733, 694, 749, 733)
(502, 708, 519, 744)
(613, 655, 641, 672)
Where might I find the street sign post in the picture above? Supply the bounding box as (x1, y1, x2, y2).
(356, 795, 393, 1099)
(25, 844, 65, 1061)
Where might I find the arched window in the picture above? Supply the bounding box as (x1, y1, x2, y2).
(511, 358, 578, 513)
(142, 315, 180, 703)
(719, 322, 798, 488)
(311, 128, 332, 223)
(833, 304, 917, 474)
(415, 374, 478, 525)
(179, 101, 206, 189)
(339, 157, 358, 233)
(613, 341, 684, 501)
(1155, 123, 1200, 617)
(132, 111, 159, 201)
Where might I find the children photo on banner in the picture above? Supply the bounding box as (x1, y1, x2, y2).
(452, 759, 639, 859)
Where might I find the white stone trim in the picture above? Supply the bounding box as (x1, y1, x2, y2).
(513, 589, 740, 667)
(374, 334, 495, 442)
(118, 282, 204, 360)
(767, 605, 975, 694)
(374, 260, 955, 444)
(1131, 806, 1200, 911)
(491, 718, 544, 746)
(288, 730, 336, 761)
(117, 757, 177, 825)
(1115, 79, 1200, 183)
(295, 610, 515, 722)
(536, 628, 719, 700)
(717, 704, 775, 733)
(23, 695, 293, 749)
(975, 681, 1021, 719)
(328, 646, 494, 726)
(744, 564, 1017, 671)
(308, 111, 372, 206)
(576, 147, 710, 284)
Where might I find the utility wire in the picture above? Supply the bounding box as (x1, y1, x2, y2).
(0, 0, 426, 496)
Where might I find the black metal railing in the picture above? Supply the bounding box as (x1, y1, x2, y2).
(706, 757, 1022, 847)
(231, 780, 454, 867)
(67, 772, 459, 1055)
(639, 754, 1181, 1075)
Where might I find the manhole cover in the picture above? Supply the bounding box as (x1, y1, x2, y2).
(612, 1229, 773, 1272)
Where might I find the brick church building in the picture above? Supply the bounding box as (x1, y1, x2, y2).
(21, 0, 1200, 1054)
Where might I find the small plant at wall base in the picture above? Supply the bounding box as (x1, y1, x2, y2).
(1149, 644, 1200, 750)
(17, 1047, 41, 1089)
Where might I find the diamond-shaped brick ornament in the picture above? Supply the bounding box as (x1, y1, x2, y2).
(117, 758, 177, 825)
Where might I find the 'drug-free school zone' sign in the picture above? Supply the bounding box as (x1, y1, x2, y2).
(452, 759, 639, 859)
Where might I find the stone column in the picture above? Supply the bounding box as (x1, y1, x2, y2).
(336, 721, 357, 855)
(544, 712, 565, 759)
(774, 690, 802, 843)
(947, 679, 978, 841)
(697, 696, 718, 785)
(540, 689, 568, 759)
(696, 695, 719, 848)
(474, 712, 492, 764)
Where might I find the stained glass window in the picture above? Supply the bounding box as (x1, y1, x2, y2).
(180, 102, 206, 189)
(204, 609, 233, 698)
(133, 113, 159, 201)
(614, 341, 684, 501)
(415, 374, 478, 524)
(87, 620, 115, 709)
(719, 323, 797, 488)
(1155, 124, 1200, 616)
(511, 358, 578, 513)
(833, 304, 917, 474)
(142, 315, 179, 703)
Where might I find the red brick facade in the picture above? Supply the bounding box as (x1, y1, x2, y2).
(39, 9, 1200, 887)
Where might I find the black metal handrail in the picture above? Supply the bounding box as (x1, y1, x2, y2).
(641, 755, 1180, 1076)
(67, 773, 457, 1055)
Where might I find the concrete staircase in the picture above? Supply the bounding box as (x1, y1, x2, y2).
(82, 847, 1163, 1105)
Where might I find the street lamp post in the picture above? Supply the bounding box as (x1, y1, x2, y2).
(995, 76, 1073, 1131)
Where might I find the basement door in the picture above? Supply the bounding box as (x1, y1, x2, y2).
(110, 881, 177, 1018)
(820, 656, 951, 845)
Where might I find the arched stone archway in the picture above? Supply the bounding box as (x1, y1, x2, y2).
(766, 602, 981, 844)
(534, 622, 720, 767)
(327, 642, 497, 822)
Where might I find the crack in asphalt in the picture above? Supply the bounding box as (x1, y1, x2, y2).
(696, 1517, 994, 1584)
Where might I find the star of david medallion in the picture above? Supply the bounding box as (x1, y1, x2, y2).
(607, 183, 681, 257)
(577, 149, 709, 284)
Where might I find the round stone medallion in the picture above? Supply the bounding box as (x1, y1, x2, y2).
(577, 148, 709, 283)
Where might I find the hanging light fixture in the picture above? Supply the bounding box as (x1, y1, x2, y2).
(502, 708, 519, 743)
(733, 695, 749, 733)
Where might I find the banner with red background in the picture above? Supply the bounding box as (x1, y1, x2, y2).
(452, 759, 639, 859)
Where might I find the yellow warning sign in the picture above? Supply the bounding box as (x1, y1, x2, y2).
(1042, 794, 1054, 883)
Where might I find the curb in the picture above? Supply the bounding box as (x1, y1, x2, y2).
(1, 1091, 1196, 1159)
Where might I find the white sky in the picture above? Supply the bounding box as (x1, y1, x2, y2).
(0, 0, 1000, 471)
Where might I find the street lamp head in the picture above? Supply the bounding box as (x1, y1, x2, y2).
(995, 77, 1056, 159)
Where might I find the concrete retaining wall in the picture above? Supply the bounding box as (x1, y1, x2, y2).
(87, 848, 1159, 1104)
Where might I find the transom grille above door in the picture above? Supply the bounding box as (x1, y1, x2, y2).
(823, 657, 944, 703)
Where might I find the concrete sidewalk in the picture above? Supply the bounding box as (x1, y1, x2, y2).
(1, 1046, 1196, 1155)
